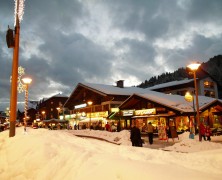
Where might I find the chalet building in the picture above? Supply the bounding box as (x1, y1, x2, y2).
(63, 80, 222, 132)
(148, 68, 219, 98)
(118, 92, 222, 133)
(37, 93, 68, 120)
(64, 80, 147, 129)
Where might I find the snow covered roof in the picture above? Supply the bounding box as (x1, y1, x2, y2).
(51, 93, 68, 98)
(148, 79, 194, 90)
(80, 82, 148, 95)
(66, 82, 221, 112)
(127, 92, 217, 113)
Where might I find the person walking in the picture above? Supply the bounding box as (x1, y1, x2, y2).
(199, 121, 206, 141)
(130, 123, 142, 147)
(147, 122, 154, 145)
(205, 125, 212, 141)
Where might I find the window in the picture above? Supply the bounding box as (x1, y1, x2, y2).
(204, 90, 215, 98)
(204, 81, 214, 88)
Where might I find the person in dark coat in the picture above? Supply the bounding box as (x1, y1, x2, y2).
(130, 124, 142, 147)
(147, 122, 154, 144)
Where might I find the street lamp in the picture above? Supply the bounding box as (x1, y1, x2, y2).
(87, 101, 93, 130)
(56, 107, 60, 120)
(184, 91, 196, 135)
(41, 111, 45, 120)
(22, 77, 32, 131)
(187, 62, 201, 141)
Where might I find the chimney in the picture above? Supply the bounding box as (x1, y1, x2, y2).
(116, 80, 124, 88)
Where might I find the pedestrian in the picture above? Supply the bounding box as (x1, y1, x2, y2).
(147, 122, 154, 144)
(205, 125, 211, 141)
(105, 122, 111, 131)
(199, 122, 206, 141)
(111, 122, 117, 132)
(130, 123, 142, 147)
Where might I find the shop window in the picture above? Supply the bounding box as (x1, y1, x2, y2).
(204, 81, 214, 88)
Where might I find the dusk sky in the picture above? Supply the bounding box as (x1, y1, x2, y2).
(0, 0, 222, 111)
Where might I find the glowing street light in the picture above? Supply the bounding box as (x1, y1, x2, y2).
(41, 111, 45, 120)
(187, 62, 201, 141)
(22, 77, 32, 131)
(87, 101, 93, 130)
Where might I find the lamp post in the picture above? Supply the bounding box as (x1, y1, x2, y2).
(87, 101, 93, 130)
(187, 62, 201, 141)
(22, 77, 32, 131)
(184, 91, 196, 134)
(8, 0, 25, 137)
(56, 107, 60, 120)
(41, 111, 45, 120)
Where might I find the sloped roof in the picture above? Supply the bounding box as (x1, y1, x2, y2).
(81, 82, 148, 95)
(64, 82, 150, 108)
(120, 91, 218, 113)
(147, 79, 194, 90)
(65, 82, 221, 112)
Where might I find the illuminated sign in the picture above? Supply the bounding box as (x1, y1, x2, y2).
(122, 110, 134, 116)
(74, 103, 87, 109)
(87, 111, 108, 118)
(135, 108, 156, 116)
(111, 108, 119, 112)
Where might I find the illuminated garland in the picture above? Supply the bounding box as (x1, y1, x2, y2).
(14, 0, 25, 26)
(10, 66, 26, 93)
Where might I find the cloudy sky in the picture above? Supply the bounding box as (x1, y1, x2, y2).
(0, 0, 222, 111)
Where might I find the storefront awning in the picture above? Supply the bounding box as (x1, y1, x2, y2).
(43, 119, 69, 123)
(132, 114, 171, 118)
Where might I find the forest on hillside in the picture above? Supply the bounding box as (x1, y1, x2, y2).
(137, 55, 222, 89)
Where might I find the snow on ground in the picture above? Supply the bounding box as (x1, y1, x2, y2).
(0, 127, 222, 180)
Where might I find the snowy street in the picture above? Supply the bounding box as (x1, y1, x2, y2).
(1, 127, 222, 180)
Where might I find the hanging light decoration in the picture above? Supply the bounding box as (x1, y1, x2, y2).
(14, 0, 25, 26)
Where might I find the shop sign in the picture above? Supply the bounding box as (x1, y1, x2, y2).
(122, 110, 134, 116)
(135, 108, 156, 115)
(111, 108, 119, 112)
(87, 111, 108, 118)
(156, 107, 166, 112)
(66, 114, 76, 119)
(74, 103, 87, 109)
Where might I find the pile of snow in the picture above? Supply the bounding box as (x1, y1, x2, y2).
(164, 132, 222, 152)
(0, 127, 222, 180)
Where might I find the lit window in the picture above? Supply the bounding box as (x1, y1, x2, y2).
(204, 81, 214, 88)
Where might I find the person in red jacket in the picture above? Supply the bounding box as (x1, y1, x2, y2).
(105, 122, 111, 131)
(199, 122, 206, 141)
(205, 125, 212, 141)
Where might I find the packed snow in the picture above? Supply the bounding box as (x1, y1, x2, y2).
(0, 127, 222, 180)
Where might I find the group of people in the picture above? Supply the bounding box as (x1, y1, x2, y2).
(130, 122, 180, 147)
(105, 122, 117, 132)
(130, 122, 155, 147)
(130, 121, 212, 147)
(199, 122, 212, 141)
